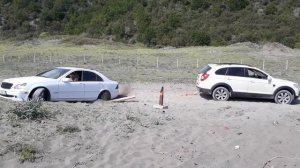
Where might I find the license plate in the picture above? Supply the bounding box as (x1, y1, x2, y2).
(0, 90, 7, 95)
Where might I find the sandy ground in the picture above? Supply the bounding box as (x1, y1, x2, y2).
(0, 82, 300, 168)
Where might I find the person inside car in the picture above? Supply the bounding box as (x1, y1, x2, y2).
(69, 72, 79, 81)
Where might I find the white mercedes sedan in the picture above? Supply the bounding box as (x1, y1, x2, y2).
(0, 67, 119, 101)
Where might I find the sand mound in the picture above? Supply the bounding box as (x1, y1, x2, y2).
(262, 42, 294, 57)
(230, 42, 261, 50)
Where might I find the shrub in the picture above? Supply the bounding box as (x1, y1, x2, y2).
(265, 3, 277, 15)
(191, 32, 211, 46)
(19, 145, 37, 163)
(8, 99, 50, 120)
(39, 32, 49, 38)
(228, 0, 249, 11)
(191, 0, 210, 10)
(281, 37, 296, 48)
(57, 125, 81, 133)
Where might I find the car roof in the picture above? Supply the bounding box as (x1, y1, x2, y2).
(56, 67, 94, 71)
(208, 63, 253, 68)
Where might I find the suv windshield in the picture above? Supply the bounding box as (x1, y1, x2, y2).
(37, 68, 70, 79)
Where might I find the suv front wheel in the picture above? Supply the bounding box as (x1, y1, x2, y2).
(274, 90, 294, 104)
(212, 87, 230, 101)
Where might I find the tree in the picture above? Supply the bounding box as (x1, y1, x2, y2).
(192, 32, 211, 46)
(191, 0, 210, 10)
(265, 3, 277, 15)
(228, 0, 249, 11)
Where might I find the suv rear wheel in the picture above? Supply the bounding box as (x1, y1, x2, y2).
(274, 90, 293, 104)
(212, 87, 230, 101)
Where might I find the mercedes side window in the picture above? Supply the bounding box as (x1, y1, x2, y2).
(215, 68, 227, 75)
(226, 67, 245, 77)
(82, 71, 103, 81)
(66, 71, 82, 81)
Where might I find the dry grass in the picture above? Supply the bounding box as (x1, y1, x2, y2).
(0, 38, 299, 84)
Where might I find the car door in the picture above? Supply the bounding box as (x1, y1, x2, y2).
(58, 71, 85, 100)
(82, 71, 104, 101)
(246, 68, 273, 95)
(225, 67, 249, 93)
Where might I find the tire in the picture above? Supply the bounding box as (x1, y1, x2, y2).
(32, 88, 46, 101)
(274, 90, 293, 104)
(212, 87, 230, 101)
(100, 91, 111, 101)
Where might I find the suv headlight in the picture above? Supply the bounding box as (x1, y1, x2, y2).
(13, 83, 27, 89)
(294, 84, 300, 89)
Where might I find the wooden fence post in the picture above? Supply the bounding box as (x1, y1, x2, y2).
(177, 58, 179, 68)
(262, 60, 265, 70)
(197, 59, 199, 68)
(34, 53, 36, 63)
(156, 57, 159, 68)
(286, 60, 288, 71)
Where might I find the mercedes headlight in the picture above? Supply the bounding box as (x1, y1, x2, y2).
(294, 84, 300, 89)
(13, 83, 27, 89)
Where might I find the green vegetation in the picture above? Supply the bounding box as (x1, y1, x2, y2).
(8, 99, 50, 120)
(0, 0, 299, 48)
(19, 145, 37, 163)
(57, 125, 81, 133)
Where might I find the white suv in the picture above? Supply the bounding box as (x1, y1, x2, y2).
(196, 63, 300, 104)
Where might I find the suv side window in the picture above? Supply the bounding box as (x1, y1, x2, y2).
(82, 71, 103, 81)
(246, 69, 267, 79)
(226, 67, 245, 77)
(215, 68, 227, 75)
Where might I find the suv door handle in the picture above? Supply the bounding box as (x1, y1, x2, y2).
(250, 81, 255, 83)
(227, 78, 232, 80)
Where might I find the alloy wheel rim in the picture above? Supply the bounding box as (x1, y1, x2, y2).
(277, 92, 291, 104)
(215, 89, 228, 100)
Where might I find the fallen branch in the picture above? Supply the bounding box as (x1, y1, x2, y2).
(111, 95, 136, 102)
(262, 156, 284, 168)
(262, 155, 300, 168)
(180, 91, 198, 97)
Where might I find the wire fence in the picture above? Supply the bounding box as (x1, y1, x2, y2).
(1, 53, 300, 83)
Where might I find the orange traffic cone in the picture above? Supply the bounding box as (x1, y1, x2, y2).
(154, 86, 168, 109)
(159, 87, 164, 106)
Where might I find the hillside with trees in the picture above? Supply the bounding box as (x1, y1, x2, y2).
(0, 0, 300, 48)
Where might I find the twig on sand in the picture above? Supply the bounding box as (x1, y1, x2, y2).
(180, 91, 198, 97)
(262, 156, 300, 168)
(111, 95, 136, 102)
(262, 156, 284, 168)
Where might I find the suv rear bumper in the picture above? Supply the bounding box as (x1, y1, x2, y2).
(197, 86, 211, 95)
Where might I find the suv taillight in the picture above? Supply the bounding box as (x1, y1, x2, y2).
(201, 74, 209, 81)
